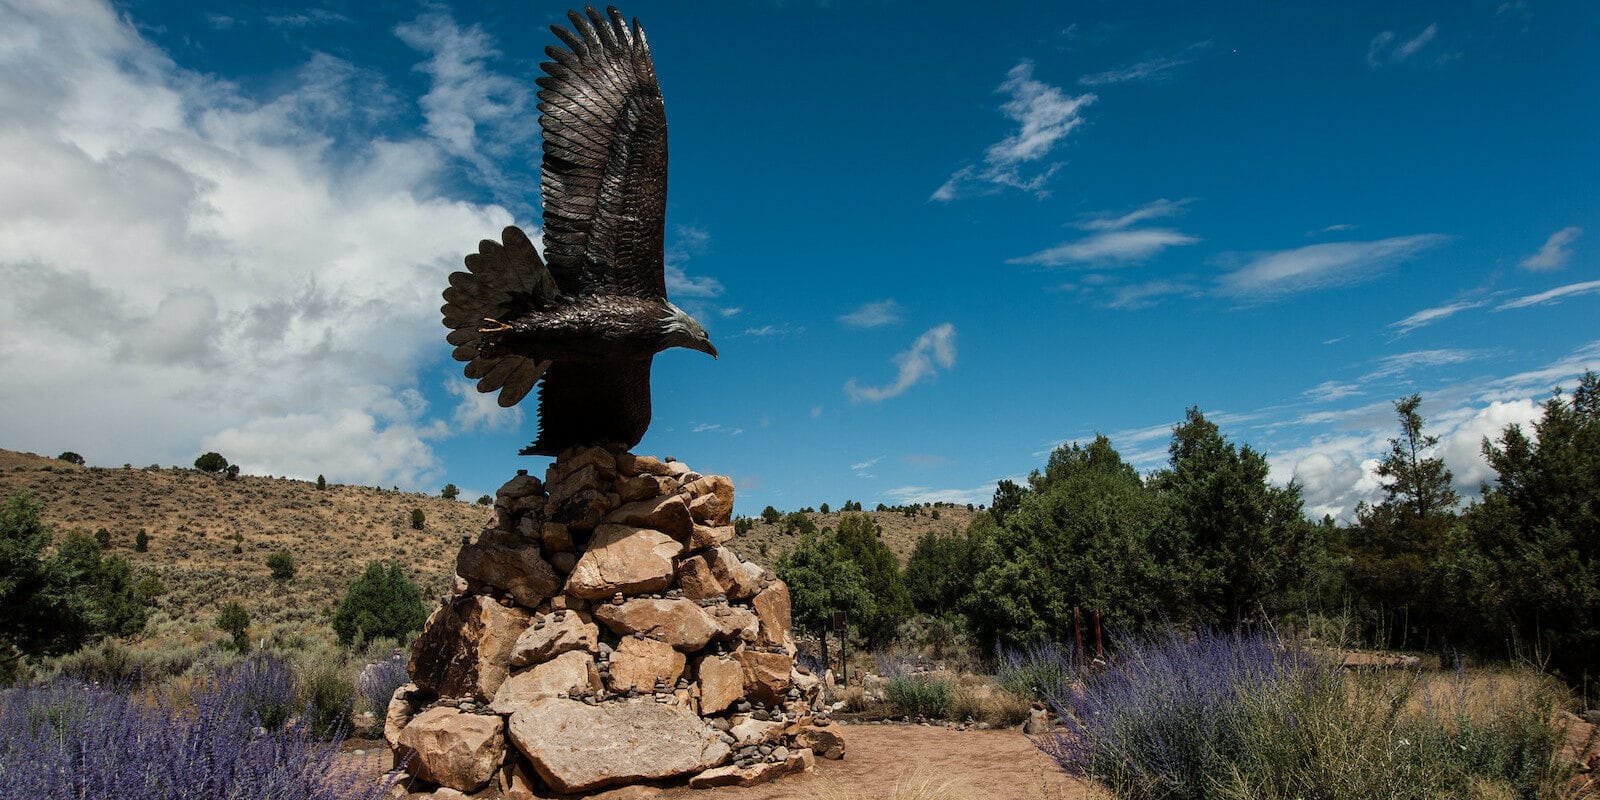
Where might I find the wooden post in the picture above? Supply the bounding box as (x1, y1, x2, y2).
(820, 624, 829, 679)
(1093, 609, 1104, 658)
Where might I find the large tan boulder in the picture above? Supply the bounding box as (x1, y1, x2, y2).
(707, 547, 765, 600)
(604, 495, 692, 539)
(615, 473, 674, 502)
(383, 683, 420, 750)
(605, 635, 685, 692)
(394, 706, 505, 793)
(687, 524, 734, 551)
(563, 524, 682, 599)
(409, 595, 530, 701)
(795, 724, 846, 759)
(456, 532, 560, 608)
(507, 698, 731, 793)
(733, 650, 793, 706)
(490, 650, 601, 714)
(676, 555, 724, 600)
(752, 581, 792, 647)
(593, 598, 718, 651)
(695, 654, 745, 715)
(620, 454, 676, 477)
(508, 611, 598, 667)
(680, 475, 734, 526)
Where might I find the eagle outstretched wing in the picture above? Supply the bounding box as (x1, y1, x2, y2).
(441, 227, 556, 407)
(538, 6, 668, 300)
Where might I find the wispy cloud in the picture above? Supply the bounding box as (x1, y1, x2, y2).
(1076, 198, 1194, 231)
(1216, 234, 1448, 299)
(742, 324, 804, 337)
(691, 422, 745, 436)
(850, 456, 883, 478)
(1495, 279, 1600, 310)
(266, 9, 350, 27)
(1367, 23, 1438, 67)
(1362, 348, 1489, 381)
(931, 62, 1095, 201)
(1311, 223, 1358, 236)
(1304, 380, 1363, 402)
(1078, 41, 1212, 86)
(845, 323, 957, 402)
(1389, 299, 1486, 335)
(1519, 226, 1583, 271)
(839, 299, 903, 328)
(394, 10, 531, 198)
(1010, 229, 1200, 267)
(1106, 280, 1197, 309)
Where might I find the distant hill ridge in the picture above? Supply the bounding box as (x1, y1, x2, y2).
(0, 448, 980, 631)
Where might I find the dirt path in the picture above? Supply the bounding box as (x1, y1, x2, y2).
(350, 723, 1099, 800)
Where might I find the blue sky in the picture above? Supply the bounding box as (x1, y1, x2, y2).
(0, 0, 1595, 520)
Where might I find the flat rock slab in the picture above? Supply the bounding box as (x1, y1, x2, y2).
(507, 697, 731, 794)
(594, 598, 719, 651)
(564, 524, 682, 600)
(510, 611, 599, 667)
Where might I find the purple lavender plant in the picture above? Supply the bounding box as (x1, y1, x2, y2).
(0, 668, 395, 799)
(218, 651, 298, 731)
(1031, 627, 1314, 800)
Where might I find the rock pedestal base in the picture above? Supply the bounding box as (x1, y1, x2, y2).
(387, 446, 841, 796)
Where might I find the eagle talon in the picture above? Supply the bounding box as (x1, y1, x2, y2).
(479, 318, 514, 334)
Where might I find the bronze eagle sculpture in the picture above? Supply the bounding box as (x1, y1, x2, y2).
(441, 6, 717, 457)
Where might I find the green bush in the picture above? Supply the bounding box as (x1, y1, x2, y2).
(266, 551, 295, 582)
(216, 601, 250, 652)
(885, 674, 954, 719)
(331, 562, 427, 647)
(193, 452, 229, 473)
(134, 529, 148, 552)
(409, 508, 424, 530)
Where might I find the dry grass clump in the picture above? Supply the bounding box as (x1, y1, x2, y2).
(952, 679, 1033, 727)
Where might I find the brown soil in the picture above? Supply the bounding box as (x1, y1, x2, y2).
(343, 723, 1099, 800)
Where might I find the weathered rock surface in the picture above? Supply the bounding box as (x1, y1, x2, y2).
(733, 650, 793, 705)
(593, 598, 718, 651)
(491, 650, 602, 714)
(605, 635, 685, 692)
(409, 595, 530, 701)
(752, 582, 792, 647)
(457, 531, 560, 608)
(509, 611, 598, 667)
(707, 547, 765, 600)
(695, 654, 745, 715)
(563, 524, 681, 599)
(395, 706, 506, 793)
(795, 724, 846, 760)
(604, 495, 693, 539)
(676, 554, 723, 601)
(384, 684, 420, 750)
(507, 698, 731, 793)
(706, 604, 759, 642)
(680, 475, 734, 526)
(687, 753, 806, 789)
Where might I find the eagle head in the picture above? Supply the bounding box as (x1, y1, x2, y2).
(662, 302, 718, 359)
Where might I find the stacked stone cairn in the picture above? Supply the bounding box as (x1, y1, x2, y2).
(385, 446, 845, 797)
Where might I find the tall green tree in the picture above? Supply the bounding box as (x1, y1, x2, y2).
(775, 530, 874, 638)
(1153, 409, 1314, 623)
(1439, 373, 1600, 679)
(970, 436, 1183, 650)
(833, 514, 913, 645)
(1347, 395, 1457, 648)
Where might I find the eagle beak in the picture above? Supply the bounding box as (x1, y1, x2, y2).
(706, 341, 719, 360)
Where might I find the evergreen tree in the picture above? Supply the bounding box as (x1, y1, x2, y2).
(193, 452, 229, 473)
(266, 551, 295, 582)
(410, 508, 425, 530)
(331, 562, 428, 646)
(775, 531, 874, 639)
(833, 514, 912, 645)
(1347, 395, 1457, 648)
(316, 474, 327, 491)
(1440, 372, 1600, 680)
(441, 484, 460, 500)
(1153, 409, 1313, 623)
(216, 601, 250, 652)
